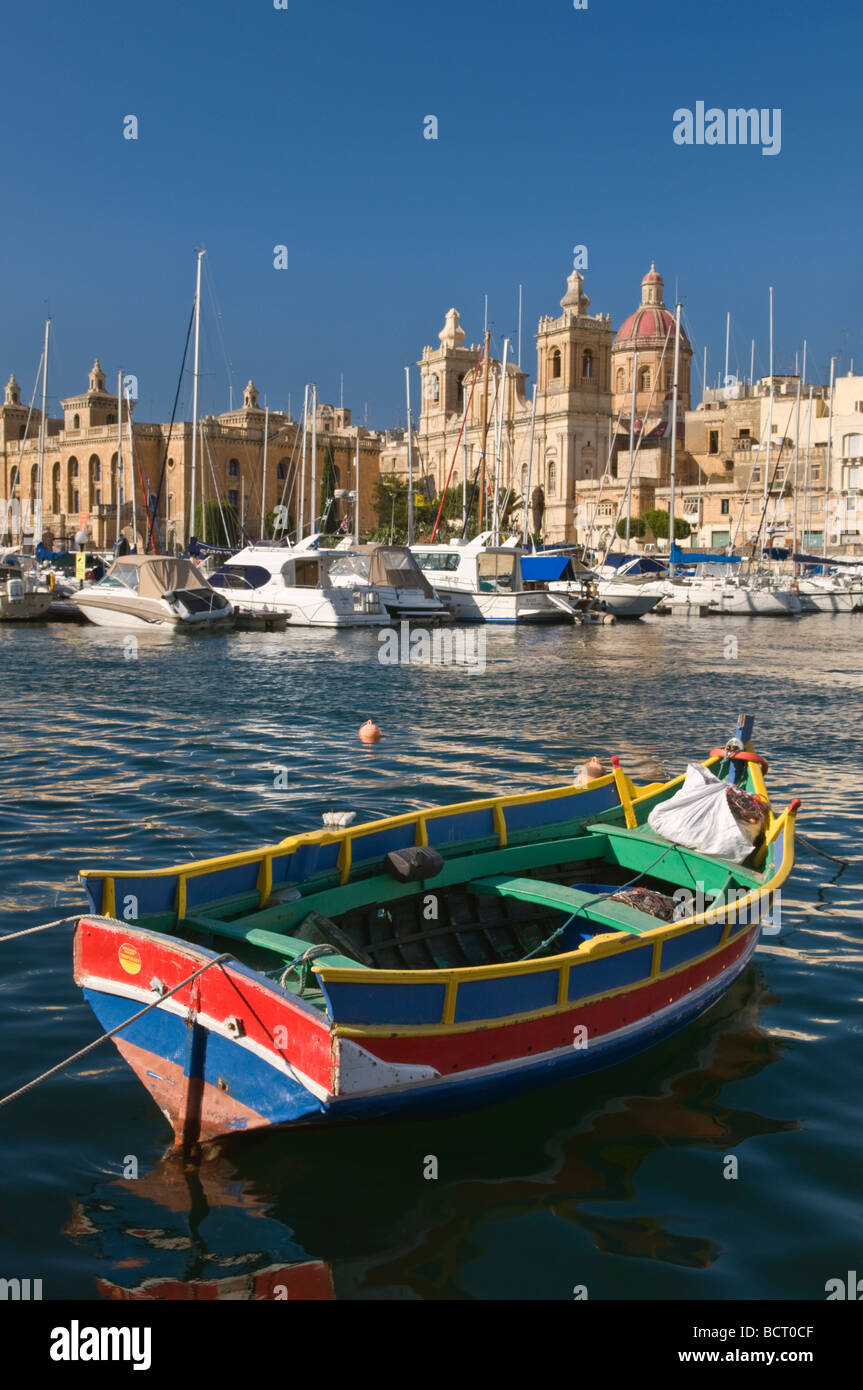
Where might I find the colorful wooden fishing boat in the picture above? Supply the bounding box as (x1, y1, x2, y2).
(74, 716, 800, 1149)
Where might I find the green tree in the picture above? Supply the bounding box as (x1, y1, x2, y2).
(194, 499, 240, 546)
(640, 508, 691, 541)
(616, 515, 646, 540)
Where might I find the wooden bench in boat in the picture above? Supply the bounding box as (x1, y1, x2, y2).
(584, 822, 763, 890)
(467, 876, 660, 936)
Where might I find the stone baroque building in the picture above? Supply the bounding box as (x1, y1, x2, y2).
(389, 267, 615, 541)
(0, 363, 383, 551)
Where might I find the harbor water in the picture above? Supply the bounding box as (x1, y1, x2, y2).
(0, 614, 860, 1300)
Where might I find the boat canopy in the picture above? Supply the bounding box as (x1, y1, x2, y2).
(670, 543, 741, 566)
(355, 545, 435, 595)
(604, 552, 667, 574)
(520, 554, 576, 582)
(101, 555, 212, 598)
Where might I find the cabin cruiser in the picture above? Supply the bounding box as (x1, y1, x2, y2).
(542, 550, 663, 619)
(411, 534, 580, 623)
(73, 555, 233, 629)
(0, 553, 53, 621)
(343, 543, 450, 622)
(211, 536, 389, 627)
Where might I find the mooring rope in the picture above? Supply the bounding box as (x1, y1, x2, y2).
(518, 844, 675, 961)
(0, 953, 232, 1112)
(0, 914, 83, 945)
(795, 833, 849, 867)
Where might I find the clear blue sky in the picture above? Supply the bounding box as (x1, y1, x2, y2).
(2, 0, 859, 428)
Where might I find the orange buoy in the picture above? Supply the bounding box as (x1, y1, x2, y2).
(359, 719, 382, 744)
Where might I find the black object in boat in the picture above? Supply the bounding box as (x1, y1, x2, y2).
(384, 845, 444, 883)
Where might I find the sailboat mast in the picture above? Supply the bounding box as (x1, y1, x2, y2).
(261, 404, 269, 540)
(310, 383, 317, 534)
(116, 370, 124, 547)
(669, 304, 682, 574)
(802, 385, 813, 548)
(625, 349, 638, 544)
(405, 366, 414, 545)
(34, 318, 50, 549)
(824, 357, 836, 560)
(760, 287, 774, 563)
(189, 249, 205, 545)
(492, 338, 509, 544)
(478, 331, 491, 534)
(299, 384, 309, 540)
(791, 366, 801, 571)
(724, 310, 730, 387)
(125, 385, 138, 551)
(354, 434, 360, 546)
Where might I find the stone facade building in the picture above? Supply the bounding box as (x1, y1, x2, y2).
(0, 363, 383, 551)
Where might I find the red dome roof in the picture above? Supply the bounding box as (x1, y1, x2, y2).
(614, 305, 679, 344)
(642, 267, 663, 284)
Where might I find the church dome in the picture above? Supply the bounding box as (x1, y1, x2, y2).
(613, 263, 689, 348)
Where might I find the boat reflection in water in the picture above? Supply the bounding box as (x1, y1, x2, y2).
(64, 966, 791, 1300)
(62, 1156, 334, 1301)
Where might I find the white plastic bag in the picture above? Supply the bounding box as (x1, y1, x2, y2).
(647, 763, 755, 863)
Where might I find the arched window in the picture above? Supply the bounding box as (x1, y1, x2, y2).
(550, 350, 561, 381)
(640, 368, 651, 391)
(582, 350, 594, 380)
(457, 374, 465, 412)
(616, 368, 625, 393)
(18, 424, 25, 440)
(72, 414, 80, 430)
(52, 462, 61, 514)
(842, 433, 863, 457)
(277, 459, 288, 480)
(30, 464, 38, 500)
(228, 458, 239, 477)
(547, 460, 557, 494)
(67, 459, 79, 513)
(167, 494, 174, 519)
(430, 374, 440, 403)
(110, 453, 119, 505)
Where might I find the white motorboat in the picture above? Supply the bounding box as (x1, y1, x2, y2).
(0, 554, 53, 621)
(348, 543, 450, 622)
(411, 534, 581, 623)
(211, 537, 388, 627)
(73, 555, 233, 629)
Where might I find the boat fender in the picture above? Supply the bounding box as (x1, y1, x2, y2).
(47, 571, 56, 590)
(384, 845, 444, 882)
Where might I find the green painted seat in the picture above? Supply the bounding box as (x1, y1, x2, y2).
(467, 876, 660, 937)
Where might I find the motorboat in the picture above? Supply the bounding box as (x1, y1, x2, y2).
(543, 550, 662, 619)
(72, 555, 233, 629)
(0, 554, 53, 621)
(411, 534, 580, 623)
(346, 543, 450, 622)
(210, 536, 388, 627)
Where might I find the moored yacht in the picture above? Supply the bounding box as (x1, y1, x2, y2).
(73, 555, 233, 629)
(0, 554, 54, 621)
(211, 536, 389, 627)
(411, 534, 581, 623)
